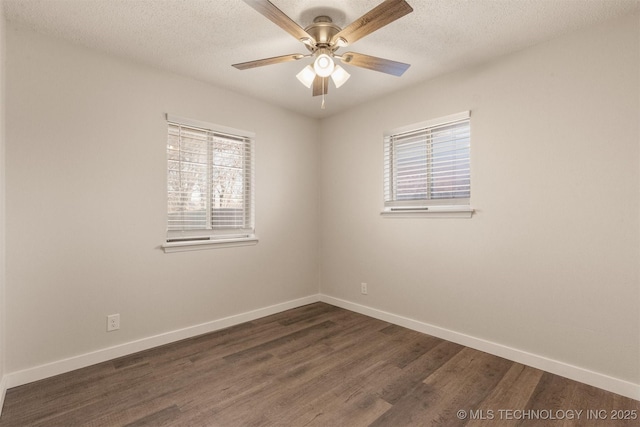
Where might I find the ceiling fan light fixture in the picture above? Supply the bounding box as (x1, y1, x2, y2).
(296, 64, 316, 88)
(330, 65, 350, 88)
(313, 53, 335, 77)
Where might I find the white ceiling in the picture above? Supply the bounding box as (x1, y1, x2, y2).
(4, 0, 638, 119)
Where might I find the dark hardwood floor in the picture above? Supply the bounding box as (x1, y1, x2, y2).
(1, 303, 638, 426)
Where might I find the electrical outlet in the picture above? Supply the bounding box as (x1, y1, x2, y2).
(361, 283, 368, 295)
(107, 314, 120, 332)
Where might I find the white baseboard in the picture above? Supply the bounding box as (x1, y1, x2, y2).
(0, 375, 7, 416)
(5, 294, 320, 389)
(4, 294, 638, 403)
(319, 294, 640, 401)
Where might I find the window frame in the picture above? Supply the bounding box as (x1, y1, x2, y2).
(162, 114, 257, 252)
(382, 111, 473, 218)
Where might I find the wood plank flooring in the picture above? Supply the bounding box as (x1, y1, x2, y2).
(1, 303, 638, 426)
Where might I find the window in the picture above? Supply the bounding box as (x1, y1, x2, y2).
(383, 111, 472, 217)
(163, 115, 256, 252)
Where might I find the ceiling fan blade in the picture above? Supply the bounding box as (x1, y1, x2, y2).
(232, 54, 305, 70)
(331, 0, 413, 47)
(312, 76, 329, 97)
(243, 0, 315, 44)
(340, 52, 410, 77)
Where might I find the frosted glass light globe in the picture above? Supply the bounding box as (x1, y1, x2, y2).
(314, 54, 334, 77)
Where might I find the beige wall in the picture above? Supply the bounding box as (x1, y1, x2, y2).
(3, 11, 639, 391)
(0, 0, 6, 390)
(5, 25, 319, 372)
(319, 14, 640, 384)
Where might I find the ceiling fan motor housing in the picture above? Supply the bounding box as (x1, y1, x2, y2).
(304, 16, 341, 52)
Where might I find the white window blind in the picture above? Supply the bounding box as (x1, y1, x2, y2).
(166, 116, 255, 242)
(384, 111, 470, 211)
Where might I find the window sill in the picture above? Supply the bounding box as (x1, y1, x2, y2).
(381, 206, 474, 218)
(162, 235, 259, 253)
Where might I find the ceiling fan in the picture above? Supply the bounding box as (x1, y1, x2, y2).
(233, 0, 414, 107)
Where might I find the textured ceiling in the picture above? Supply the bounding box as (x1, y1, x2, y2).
(4, 0, 639, 119)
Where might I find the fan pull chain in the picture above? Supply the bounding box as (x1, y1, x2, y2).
(321, 78, 326, 109)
